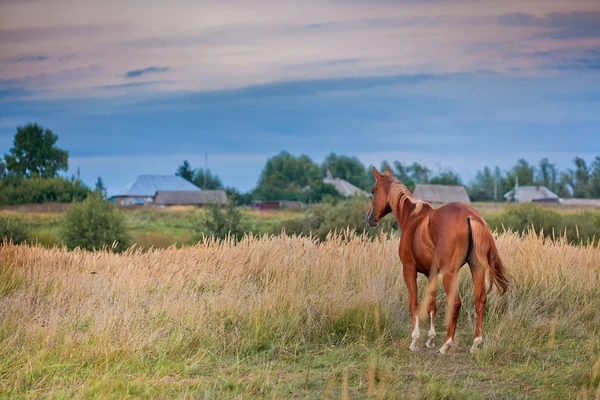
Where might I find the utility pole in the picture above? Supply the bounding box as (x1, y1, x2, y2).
(204, 153, 207, 190)
(494, 170, 497, 202)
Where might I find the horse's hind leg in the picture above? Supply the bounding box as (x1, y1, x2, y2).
(439, 269, 462, 354)
(468, 259, 487, 352)
(425, 271, 439, 349)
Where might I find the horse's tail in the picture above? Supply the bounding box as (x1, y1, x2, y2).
(467, 216, 509, 295)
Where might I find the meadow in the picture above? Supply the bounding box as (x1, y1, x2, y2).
(1, 226, 600, 398)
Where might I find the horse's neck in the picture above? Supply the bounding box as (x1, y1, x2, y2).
(390, 189, 418, 230)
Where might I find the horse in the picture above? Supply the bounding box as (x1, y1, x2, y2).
(365, 166, 509, 354)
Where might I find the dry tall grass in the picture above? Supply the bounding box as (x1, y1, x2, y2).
(1, 229, 599, 398)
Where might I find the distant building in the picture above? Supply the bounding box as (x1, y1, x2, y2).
(154, 190, 228, 207)
(504, 186, 559, 203)
(558, 198, 600, 207)
(412, 184, 471, 204)
(323, 169, 369, 198)
(109, 175, 201, 206)
(253, 200, 308, 211)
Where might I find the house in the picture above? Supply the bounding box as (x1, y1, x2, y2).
(412, 184, 471, 204)
(154, 190, 228, 207)
(109, 175, 201, 206)
(558, 198, 600, 207)
(503, 186, 559, 203)
(253, 200, 308, 211)
(323, 169, 369, 198)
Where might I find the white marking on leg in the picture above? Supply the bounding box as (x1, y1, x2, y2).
(438, 338, 453, 355)
(470, 336, 483, 353)
(409, 317, 420, 351)
(426, 311, 436, 349)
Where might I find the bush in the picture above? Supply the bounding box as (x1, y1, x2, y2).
(0, 215, 29, 244)
(60, 193, 131, 252)
(0, 176, 90, 205)
(280, 196, 398, 241)
(191, 201, 245, 242)
(487, 203, 600, 245)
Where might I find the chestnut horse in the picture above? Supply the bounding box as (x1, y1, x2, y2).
(366, 166, 509, 354)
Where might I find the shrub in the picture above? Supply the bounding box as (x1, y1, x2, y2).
(0, 176, 90, 205)
(280, 196, 398, 241)
(191, 201, 245, 242)
(0, 215, 29, 244)
(487, 203, 600, 245)
(60, 193, 131, 252)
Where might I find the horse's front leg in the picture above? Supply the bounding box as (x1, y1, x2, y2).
(403, 263, 420, 351)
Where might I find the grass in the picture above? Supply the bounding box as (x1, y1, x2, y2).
(1, 228, 599, 399)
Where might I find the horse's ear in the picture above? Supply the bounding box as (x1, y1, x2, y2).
(384, 165, 393, 176)
(372, 166, 382, 180)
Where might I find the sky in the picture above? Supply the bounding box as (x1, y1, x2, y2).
(1, 0, 599, 194)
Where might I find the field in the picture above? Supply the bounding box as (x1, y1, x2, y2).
(1, 227, 600, 399)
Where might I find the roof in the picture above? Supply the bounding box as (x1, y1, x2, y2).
(110, 175, 201, 197)
(503, 186, 558, 202)
(412, 184, 471, 204)
(323, 177, 369, 197)
(154, 190, 227, 205)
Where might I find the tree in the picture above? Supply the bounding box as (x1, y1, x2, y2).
(589, 156, 600, 198)
(254, 152, 321, 200)
(468, 166, 495, 202)
(505, 158, 535, 187)
(176, 160, 195, 182)
(320, 152, 370, 190)
(409, 162, 431, 184)
(429, 170, 462, 186)
(94, 176, 107, 199)
(566, 157, 591, 198)
(193, 168, 223, 190)
(4, 123, 68, 178)
(0, 159, 6, 180)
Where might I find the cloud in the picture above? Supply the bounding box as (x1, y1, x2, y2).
(124, 66, 169, 79)
(498, 11, 600, 39)
(11, 55, 47, 62)
(0, 23, 130, 44)
(1, 0, 599, 100)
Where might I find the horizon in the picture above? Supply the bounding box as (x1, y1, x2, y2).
(1, 0, 599, 193)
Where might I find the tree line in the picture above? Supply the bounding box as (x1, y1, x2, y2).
(2, 122, 599, 206)
(177, 151, 600, 204)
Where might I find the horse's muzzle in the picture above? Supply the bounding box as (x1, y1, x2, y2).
(365, 208, 378, 227)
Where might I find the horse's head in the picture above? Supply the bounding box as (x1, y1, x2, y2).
(366, 166, 394, 227)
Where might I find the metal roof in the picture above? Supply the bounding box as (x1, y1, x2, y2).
(412, 184, 471, 204)
(503, 186, 558, 203)
(110, 175, 201, 197)
(323, 177, 369, 197)
(154, 190, 228, 206)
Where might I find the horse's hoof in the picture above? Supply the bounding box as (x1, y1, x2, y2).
(426, 338, 435, 349)
(470, 337, 483, 353)
(409, 342, 419, 352)
(438, 338, 453, 355)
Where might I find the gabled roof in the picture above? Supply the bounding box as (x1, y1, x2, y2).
(412, 184, 471, 204)
(504, 186, 558, 202)
(154, 190, 227, 206)
(110, 175, 201, 197)
(323, 176, 369, 197)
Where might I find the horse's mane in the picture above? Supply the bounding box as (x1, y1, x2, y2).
(387, 177, 429, 217)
